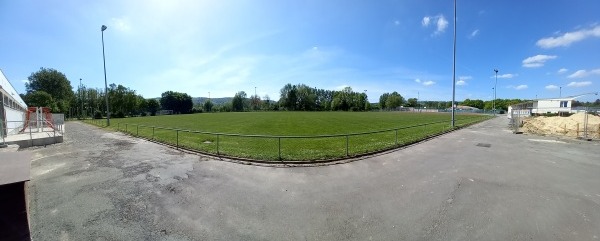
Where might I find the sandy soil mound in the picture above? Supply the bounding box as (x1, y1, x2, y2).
(522, 112, 600, 138)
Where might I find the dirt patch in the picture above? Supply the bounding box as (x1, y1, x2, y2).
(522, 113, 600, 138)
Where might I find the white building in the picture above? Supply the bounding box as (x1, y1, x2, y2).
(1, 69, 28, 136)
(507, 94, 600, 118)
(531, 97, 575, 114)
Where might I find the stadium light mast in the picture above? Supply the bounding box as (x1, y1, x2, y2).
(101, 24, 110, 126)
(80, 78, 83, 119)
(493, 69, 498, 116)
(451, 0, 457, 127)
(559, 86, 562, 98)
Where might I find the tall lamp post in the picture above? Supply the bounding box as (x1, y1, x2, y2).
(101, 25, 110, 126)
(493, 69, 498, 116)
(79, 78, 83, 119)
(451, 0, 457, 127)
(559, 86, 562, 98)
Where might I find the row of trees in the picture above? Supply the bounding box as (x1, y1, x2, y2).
(30, 67, 592, 117)
(20, 67, 163, 118)
(278, 84, 370, 111)
(160, 91, 193, 114)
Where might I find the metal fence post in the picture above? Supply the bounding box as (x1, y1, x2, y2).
(176, 130, 179, 149)
(346, 135, 349, 156)
(395, 129, 398, 145)
(278, 137, 281, 160)
(137, 125, 139, 136)
(216, 134, 220, 155)
(584, 107, 589, 139)
(29, 121, 32, 146)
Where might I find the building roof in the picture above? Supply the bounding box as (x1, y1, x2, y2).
(0, 69, 27, 109)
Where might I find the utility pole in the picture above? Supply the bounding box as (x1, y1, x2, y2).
(451, 0, 457, 127)
(101, 25, 110, 126)
(80, 78, 84, 119)
(493, 69, 498, 116)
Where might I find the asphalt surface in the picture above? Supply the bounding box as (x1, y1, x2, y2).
(25, 117, 600, 240)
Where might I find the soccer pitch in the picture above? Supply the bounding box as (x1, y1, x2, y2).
(88, 112, 490, 161)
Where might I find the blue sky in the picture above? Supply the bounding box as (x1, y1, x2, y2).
(1, 0, 600, 102)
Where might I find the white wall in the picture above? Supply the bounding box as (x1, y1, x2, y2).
(533, 99, 572, 114)
(4, 107, 25, 135)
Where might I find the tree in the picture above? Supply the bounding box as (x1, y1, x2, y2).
(232, 91, 247, 112)
(406, 98, 418, 107)
(379, 93, 391, 110)
(146, 99, 160, 116)
(385, 92, 403, 109)
(21, 91, 57, 110)
(26, 67, 74, 113)
(136, 95, 148, 115)
(279, 84, 298, 110)
(203, 100, 214, 112)
(250, 95, 261, 111)
(160, 91, 193, 114)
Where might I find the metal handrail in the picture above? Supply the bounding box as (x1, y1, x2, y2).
(83, 114, 489, 161)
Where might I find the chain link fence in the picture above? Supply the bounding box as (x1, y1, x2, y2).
(85, 115, 489, 161)
(510, 106, 600, 140)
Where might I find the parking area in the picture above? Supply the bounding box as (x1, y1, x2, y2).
(25, 117, 600, 240)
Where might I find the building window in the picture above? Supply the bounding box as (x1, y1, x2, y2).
(560, 101, 568, 108)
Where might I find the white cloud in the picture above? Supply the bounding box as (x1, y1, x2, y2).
(423, 80, 436, 86)
(415, 78, 435, 86)
(545, 85, 559, 90)
(515, 85, 528, 90)
(421, 17, 431, 27)
(522, 54, 557, 68)
(335, 85, 350, 90)
(456, 76, 471, 86)
(508, 85, 528, 90)
(536, 25, 600, 48)
(567, 81, 592, 87)
(110, 17, 131, 32)
(436, 15, 448, 34)
(492, 73, 517, 79)
(21, 79, 28, 83)
(469, 29, 479, 38)
(421, 15, 448, 35)
(567, 68, 600, 78)
(557, 68, 568, 74)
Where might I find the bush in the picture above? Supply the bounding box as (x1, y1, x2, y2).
(94, 111, 103, 119)
(141, 112, 147, 117)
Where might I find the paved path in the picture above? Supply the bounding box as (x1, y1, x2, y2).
(26, 117, 600, 240)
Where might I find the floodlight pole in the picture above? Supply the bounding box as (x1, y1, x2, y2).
(451, 0, 457, 127)
(493, 69, 498, 116)
(80, 78, 83, 119)
(559, 86, 562, 98)
(101, 25, 110, 126)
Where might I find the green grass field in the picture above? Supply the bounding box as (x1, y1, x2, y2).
(85, 112, 490, 161)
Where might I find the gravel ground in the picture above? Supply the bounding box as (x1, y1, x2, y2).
(25, 118, 600, 240)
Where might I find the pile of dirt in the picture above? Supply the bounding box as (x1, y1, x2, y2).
(522, 112, 600, 138)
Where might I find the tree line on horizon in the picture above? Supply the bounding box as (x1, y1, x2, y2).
(19, 68, 600, 118)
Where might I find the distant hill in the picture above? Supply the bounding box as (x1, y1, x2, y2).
(192, 97, 233, 105)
